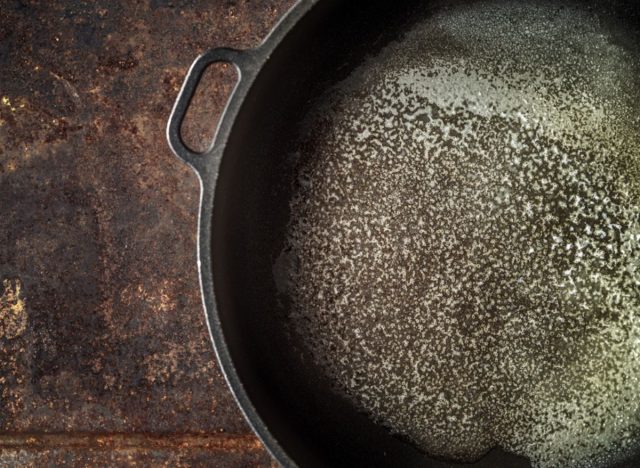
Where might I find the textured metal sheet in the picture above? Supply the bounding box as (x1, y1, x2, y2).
(0, 0, 294, 465)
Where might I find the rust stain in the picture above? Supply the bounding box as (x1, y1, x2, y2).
(0, 279, 27, 340)
(120, 279, 176, 313)
(0, 432, 263, 452)
(143, 342, 181, 385)
(0, 0, 295, 463)
(1, 96, 17, 112)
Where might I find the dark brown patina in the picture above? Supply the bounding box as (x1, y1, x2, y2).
(0, 1, 294, 465)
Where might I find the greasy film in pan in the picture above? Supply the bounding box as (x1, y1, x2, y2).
(276, 1, 640, 467)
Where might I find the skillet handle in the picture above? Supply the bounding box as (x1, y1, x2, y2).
(166, 48, 246, 172)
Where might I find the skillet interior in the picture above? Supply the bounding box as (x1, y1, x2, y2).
(210, 1, 640, 466)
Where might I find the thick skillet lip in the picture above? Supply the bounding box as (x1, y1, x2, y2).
(192, 1, 319, 467)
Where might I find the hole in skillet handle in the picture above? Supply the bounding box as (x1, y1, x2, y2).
(166, 48, 244, 172)
(181, 62, 239, 154)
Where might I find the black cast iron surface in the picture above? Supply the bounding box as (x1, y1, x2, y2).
(0, 0, 295, 465)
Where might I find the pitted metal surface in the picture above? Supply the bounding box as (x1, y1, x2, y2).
(0, 0, 294, 465)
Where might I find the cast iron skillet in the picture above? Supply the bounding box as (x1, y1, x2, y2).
(167, 1, 640, 466)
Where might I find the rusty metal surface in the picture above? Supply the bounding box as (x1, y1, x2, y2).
(0, 0, 294, 465)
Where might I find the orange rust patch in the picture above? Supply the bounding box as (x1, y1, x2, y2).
(0, 279, 27, 340)
(0, 432, 263, 452)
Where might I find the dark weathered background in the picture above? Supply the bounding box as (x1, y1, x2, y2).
(0, 0, 294, 465)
